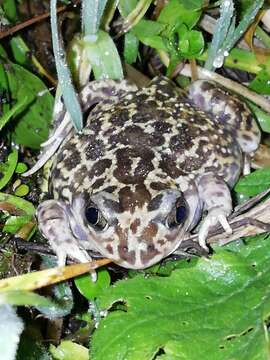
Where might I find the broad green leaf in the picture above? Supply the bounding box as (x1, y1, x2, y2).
(75, 268, 110, 300)
(0, 192, 35, 215)
(50, 341, 88, 360)
(158, 0, 202, 30)
(83, 30, 123, 80)
(0, 59, 10, 115)
(0, 95, 30, 131)
(0, 148, 18, 190)
(234, 168, 270, 196)
(91, 234, 270, 360)
(3, 215, 32, 233)
(5, 63, 53, 148)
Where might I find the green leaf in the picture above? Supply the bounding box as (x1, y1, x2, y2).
(181, 0, 204, 8)
(0, 148, 18, 191)
(3, 215, 32, 234)
(90, 234, 270, 359)
(2, 0, 17, 22)
(0, 192, 35, 215)
(15, 162, 28, 174)
(75, 268, 110, 300)
(234, 168, 270, 196)
(249, 67, 270, 95)
(178, 29, 204, 57)
(14, 184, 29, 197)
(50, 341, 88, 360)
(83, 30, 123, 80)
(0, 58, 10, 115)
(0, 95, 30, 131)
(139, 35, 167, 52)
(5, 63, 53, 149)
(248, 102, 270, 133)
(124, 32, 139, 64)
(9, 36, 31, 66)
(132, 19, 167, 52)
(158, 0, 202, 30)
(133, 19, 165, 38)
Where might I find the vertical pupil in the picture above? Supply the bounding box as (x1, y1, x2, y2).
(85, 207, 99, 224)
(176, 206, 186, 223)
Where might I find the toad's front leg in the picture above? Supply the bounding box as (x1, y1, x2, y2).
(37, 200, 96, 279)
(196, 173, 232, 249)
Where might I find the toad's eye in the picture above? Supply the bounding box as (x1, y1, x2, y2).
(85, 207, 107, 230)
(166, 199, 188, 228)
(176, 205, 187, 224)
(85, 207, 99, 224)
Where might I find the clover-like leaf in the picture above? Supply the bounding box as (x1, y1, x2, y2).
(158, 0, 202, 29)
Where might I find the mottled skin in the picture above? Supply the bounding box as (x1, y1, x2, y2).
(37, 77, 260, 269)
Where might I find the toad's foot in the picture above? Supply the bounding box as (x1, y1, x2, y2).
(198, 209, 232, 249)
(37, 200, 97, 281)
(196, 173, 233, 250)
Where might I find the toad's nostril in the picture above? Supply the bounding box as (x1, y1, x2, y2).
(121, 245, 128, 253)
(147, 244, 155, 252)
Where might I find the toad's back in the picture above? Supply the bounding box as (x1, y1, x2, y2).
(50, 77, 242, 201)
(38, 77, 260, 270)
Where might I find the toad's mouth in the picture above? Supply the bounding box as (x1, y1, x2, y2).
(93, 235, 183, 270)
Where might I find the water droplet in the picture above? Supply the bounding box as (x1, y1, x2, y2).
(84, 34, 98, 43)
(213, 54, 224, 68)
(223, 0, 231, 7)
